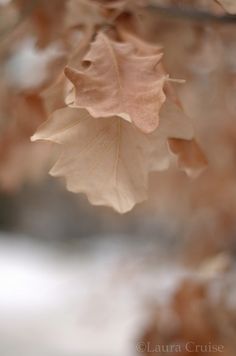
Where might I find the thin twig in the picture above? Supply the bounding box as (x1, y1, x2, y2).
(147, 4, 236, 24)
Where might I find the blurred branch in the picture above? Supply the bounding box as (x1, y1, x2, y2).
(148, 3, 236, 24)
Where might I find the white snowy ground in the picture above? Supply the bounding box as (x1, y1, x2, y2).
(0, 233, 220, 356)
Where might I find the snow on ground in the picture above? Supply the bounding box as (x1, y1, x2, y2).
(0, 234, 193, 356)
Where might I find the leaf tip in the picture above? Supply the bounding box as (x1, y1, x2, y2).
(64, 66, 80, 85)
(30, 133, 38, 142)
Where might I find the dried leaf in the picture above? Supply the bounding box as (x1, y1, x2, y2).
(32, 107, 167, 213)
(168, 138, 208, 178)
(31, 97, 195, 213)
(64, 32, 168, 133)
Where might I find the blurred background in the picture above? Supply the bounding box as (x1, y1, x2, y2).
(0, 1, 236, 355)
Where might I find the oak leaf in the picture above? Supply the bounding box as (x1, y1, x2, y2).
(31, 97, 194, 213)
(64, 32, 168, 134)
(32, 108, 165, 213)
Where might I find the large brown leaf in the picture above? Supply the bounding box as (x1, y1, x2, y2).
(32, 108, 164, 212)
(64, 32, 168, 134)
(31, 97, 194, 213)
